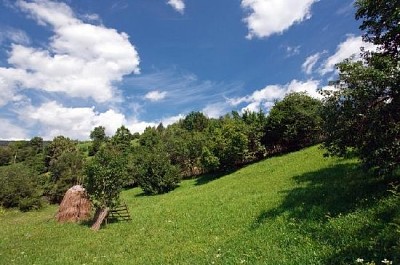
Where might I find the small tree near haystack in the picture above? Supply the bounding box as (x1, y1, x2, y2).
(85, 145, 127, 230)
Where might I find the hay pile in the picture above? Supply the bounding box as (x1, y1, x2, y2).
(56, 185, 92, 223)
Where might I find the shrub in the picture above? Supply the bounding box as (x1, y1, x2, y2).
(133, 147, 180, 195)
(0, 164, 43, 211)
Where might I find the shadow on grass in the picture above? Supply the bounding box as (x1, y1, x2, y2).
(252, 161, 400, 264)
(195, 172, 229, 186)
(253, 162, 389, 227)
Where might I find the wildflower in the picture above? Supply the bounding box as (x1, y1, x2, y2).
(356, 258, 364, 263)
(381, 259, 392, 264)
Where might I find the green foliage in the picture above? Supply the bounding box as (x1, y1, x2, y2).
(181, 111, 209, 132)
(0, 163, 42, 211)
(0, 146, 12, 166)
(111, 125, 133, 153)
(265, 92, 323, 152)
(47, 150, 85, 203)
(132, 146, 180, 195)
(45, 136, 77, 169)
(89, 126, 107, 156)
(85, 145, 127, 208)
(242, 110, 267, 160)
(44, 136, 83, 203)
(322, 0, 400, 175)
(29, 137, 44, 154)
(211, 115, 249, 169)
(355, 0, 400, 59)
(139, 126, 162, 148)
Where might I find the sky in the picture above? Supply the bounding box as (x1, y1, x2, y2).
(0, 0, 375, 140)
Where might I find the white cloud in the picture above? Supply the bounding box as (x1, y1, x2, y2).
(20, 101, 127, 140)
(241, 0, 319, 39)
(167, 0, 185, 14)
(16, 100, 187, 140)
(144, 90, 167, 102)
(202, 103, 231, 118)
(0, 0, 140, 105)
(319, 35, 376, 75)
(229, 79, 321, 112)
(161, 114, 184, 125)
(302, 52, 323, 74)
(126, 119, 157, 134)
(0, 118, 29, 140)
(126, 114, 184, 133)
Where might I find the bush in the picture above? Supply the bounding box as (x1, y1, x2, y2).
(264, 92, 323, 153)
(0, 164, 43, 211)
(133, 147, 180, 195)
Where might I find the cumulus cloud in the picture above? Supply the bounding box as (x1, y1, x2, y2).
(319, 35, 376, 75)
(229, 79, 321, 112)
(15, 100, 187, 140)
(0, 0, 140, 105)
(19, 101, 127, 140)
(167, 0, 185, 14)
(144, 90, 167, 102)
(241, 0, 319, 39)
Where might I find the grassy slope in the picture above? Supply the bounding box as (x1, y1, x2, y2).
(0, 146, 398, 265)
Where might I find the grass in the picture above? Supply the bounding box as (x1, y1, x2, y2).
(0, 146, 398, 264)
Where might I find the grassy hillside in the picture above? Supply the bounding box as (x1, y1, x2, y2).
(0, 146, 398, 264)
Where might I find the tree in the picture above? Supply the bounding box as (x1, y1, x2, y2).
(132, 145, 180, 195)
(322, 0, 400, 175)
(45, 136, 77, 168)
(111, 125, 132, 153)
(85, 145, 127, 229)
(211, 115, 249, 170)
(0, 164, 43, 211)
(242, 110, 267, 160)
(47, 150, 84, 203)
(181, 111, 209, 132)
(44, 136, 82, 203)
(264, 92, 323, 153)
(29, 136, 44, 154)
(0, 146, 12, 166)
(355, 0, 400, 59)
(89, 126, 107, 156)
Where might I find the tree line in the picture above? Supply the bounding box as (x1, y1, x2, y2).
(0, 92, 323, 210)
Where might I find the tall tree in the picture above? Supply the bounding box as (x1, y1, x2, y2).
(45, 136, 83, 203)
(322, 0, 400, 175)
(264, 92, 323, 153)
(181, 111, 209, 132)
(111, 125, 133, 153)
(89, 126, 107, 156)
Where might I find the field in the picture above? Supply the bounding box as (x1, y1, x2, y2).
(0, 146, 398, 264)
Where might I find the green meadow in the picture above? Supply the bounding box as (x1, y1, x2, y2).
(0, 146, 398, 264)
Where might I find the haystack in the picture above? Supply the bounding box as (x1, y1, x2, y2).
(56, 185, 92, 223)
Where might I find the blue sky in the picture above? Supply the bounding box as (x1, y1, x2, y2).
(0, 0, 375, 140)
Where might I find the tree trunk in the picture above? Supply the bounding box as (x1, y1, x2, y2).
(91, 207, 109, 231)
